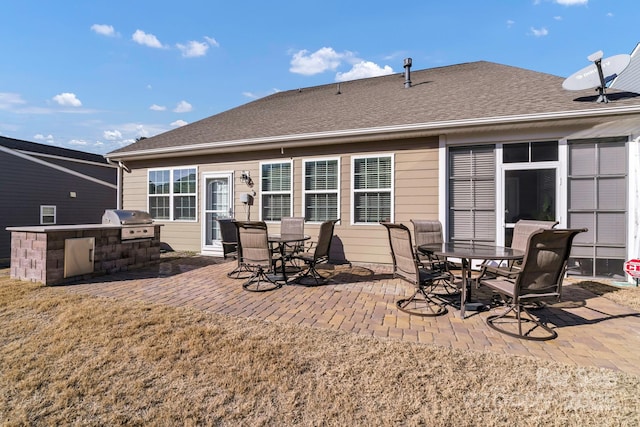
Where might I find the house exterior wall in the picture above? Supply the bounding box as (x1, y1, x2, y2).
(0, 150, 117, 261)
(121, 137, 440, 264)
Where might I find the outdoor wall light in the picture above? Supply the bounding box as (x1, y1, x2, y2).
(240, 171, 253, 187)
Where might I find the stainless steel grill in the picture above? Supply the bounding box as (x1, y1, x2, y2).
(102, 209, 155, 240)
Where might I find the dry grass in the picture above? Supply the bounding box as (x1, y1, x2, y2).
(1, 271, 639, 426)
(574, 280, 640, 312)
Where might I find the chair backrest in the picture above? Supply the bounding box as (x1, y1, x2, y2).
(312, 219, 338, 260)
(235, 221, 271, 267)
(281, 217, 304, 235)
(515, 228, 586, 298)
(511, 219, 558, 252)
(217, 218, 237, 257)
(410, 219, 444, 246)
(382, 222, 419, 284)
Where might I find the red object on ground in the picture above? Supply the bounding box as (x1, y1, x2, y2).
(624, 259, 640, 278)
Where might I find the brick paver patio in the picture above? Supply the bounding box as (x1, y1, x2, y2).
(58, 255, 640, 377)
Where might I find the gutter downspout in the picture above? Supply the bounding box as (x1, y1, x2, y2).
(106, 158, 130, 209)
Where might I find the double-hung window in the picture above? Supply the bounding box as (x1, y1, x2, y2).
(303, 158, 339, 222)
(148, 167, 197, 221)
(261, 161, 292, 221)
(40, 205, 56, 225)
(352, 154, 393, 224)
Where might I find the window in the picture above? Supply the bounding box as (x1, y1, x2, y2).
(567, 138, 627, 277)
(303, 158, 339, 222)
(448, 146, 496, 244)
(503, 141, 558, 163)
(352, 154, 393, 224)
(261, 161, 292, 221)
(148, 167, 197, 221)
(40, 205, 56, 225)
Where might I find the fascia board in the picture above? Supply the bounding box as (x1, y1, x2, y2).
(106, 105, 640, 162)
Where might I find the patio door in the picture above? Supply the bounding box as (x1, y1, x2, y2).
(202, 172, 234, 255)
(500, 141, 560, 247)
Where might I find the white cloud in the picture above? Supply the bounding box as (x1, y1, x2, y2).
(290, 47, 346, 75)
(606, 12, 614, 17)
(0, 92, 26, 110)
(507, 19, 515, 28)
(336, 61, 394, 82)
(69, 139, 88, 147)
(135, 124, 150, 138)
(173, 100, 192, 113)
(132, 30, 165, 48)
(289, 47, 391, 81)
(170, 119, 188, 127)
(554, 16, 563, 20)
(117, 123, 166, 139)
(91, 24, 116, 37)
(150, 104, 166, 111)
(555, 0, 587, 5)
(177, 40, 209, 58)
(52, 92, 82, 107)
(103, 130, 122, 140)
(243, 88, 280, 99)
(530, 27, 549, 37)
(205, 36, 219, 47)
(34, 134, 54, 142)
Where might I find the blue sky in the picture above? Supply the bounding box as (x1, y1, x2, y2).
(1, 0, 637, 155)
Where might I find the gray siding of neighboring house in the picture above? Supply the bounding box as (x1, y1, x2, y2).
(0, 150, 117, 261)
(44, 156, 118, 183)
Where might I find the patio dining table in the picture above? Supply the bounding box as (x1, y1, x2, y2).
(268, 233, 311, 282)
(418, 242, 524, 318)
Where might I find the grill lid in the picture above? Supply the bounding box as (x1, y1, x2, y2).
(102, 209, 154, 225)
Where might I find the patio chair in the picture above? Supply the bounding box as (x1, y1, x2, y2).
(291, 219, 338, 286)
(218, 218, 253, 279)
(235, 221, 285, 292)
(410, 219, 458, 294)
(382, 222, 448, 317)
(280, 216, 306, 262)
(482, 219, 558, 278)
(479, 228, 586, 340)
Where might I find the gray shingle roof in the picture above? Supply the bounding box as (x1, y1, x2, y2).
(109, 61, 640, 156)
(1, 135, 109, 163)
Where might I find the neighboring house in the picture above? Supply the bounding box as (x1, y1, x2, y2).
(106, 59, 640, 280)
(0, 137, 117, 262)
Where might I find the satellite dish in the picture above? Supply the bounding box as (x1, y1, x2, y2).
(562, 51, 631, 103)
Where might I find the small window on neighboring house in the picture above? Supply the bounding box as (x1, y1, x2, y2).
(41, 206, 56, 225)
(148, 167, 197, 221)
(351, 154, 394, 224)
(303, 158, 339, 222)
(261, 161, 292, 221)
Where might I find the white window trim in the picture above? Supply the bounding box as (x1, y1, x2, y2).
(350, 153, 394, 225)
(302, 157, 341, 223)
(259, 159, 293, 222)
(40, 205, 56, 225)
(147, 165, 198, 222)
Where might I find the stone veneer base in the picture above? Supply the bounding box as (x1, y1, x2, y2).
(9, 225, 162, 285)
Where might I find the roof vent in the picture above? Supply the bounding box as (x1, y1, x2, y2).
(403, 58, 412, 88)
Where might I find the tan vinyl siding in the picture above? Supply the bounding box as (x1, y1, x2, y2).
(122, 168, 148, 211)
(158, 222, 202, 251)
(120, 137, 440, 262)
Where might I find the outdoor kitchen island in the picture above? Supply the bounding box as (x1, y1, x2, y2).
(7, 210, 162, 285)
